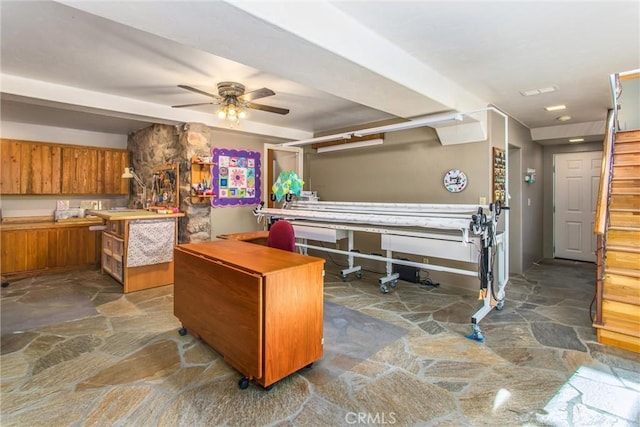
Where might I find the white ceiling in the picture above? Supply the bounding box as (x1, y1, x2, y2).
(1, 1, 638, 145)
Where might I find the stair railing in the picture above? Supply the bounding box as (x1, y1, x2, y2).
(593, 73, 620, 326)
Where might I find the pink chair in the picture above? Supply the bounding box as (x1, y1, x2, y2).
(267, 220, 296, 252)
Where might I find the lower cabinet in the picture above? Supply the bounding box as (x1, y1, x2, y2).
(0, 225, 102, 276)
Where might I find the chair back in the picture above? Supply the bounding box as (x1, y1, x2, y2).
(267, 220, 296, 252)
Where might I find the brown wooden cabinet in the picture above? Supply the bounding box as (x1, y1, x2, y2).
(1, 139, 62, 194)
(0, 139, 129, 195)
(0, 223, 102, 276)
(174, 239, 325, 389)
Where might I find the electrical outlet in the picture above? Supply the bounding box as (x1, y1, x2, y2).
(422, 257, 429, 264)
(479, 196, 487, 205)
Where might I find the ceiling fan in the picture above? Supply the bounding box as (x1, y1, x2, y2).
(172, 82, 290, 120)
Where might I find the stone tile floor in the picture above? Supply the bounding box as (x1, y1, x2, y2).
(1, 258, 638, 426)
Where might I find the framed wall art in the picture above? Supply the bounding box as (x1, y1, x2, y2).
(211, 147, 261, 207)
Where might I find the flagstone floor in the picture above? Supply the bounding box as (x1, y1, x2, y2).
(1, 258, 638, 426)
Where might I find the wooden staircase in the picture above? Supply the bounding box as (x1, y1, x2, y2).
(596, 130, 640, 353)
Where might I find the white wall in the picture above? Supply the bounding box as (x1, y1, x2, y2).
(0, 121, 128, 148)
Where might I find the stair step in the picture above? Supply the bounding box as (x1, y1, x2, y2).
(612, 165, 640, 179)
(609, 210, 640, 227)
(613, 151, 640, 165)
(610, 179, 640, 194)
(615, 130, 640, 144)
(605, 249, 640, 270)
(601, 299, 640, 334)
(610, 194, 640, 210)
(607, 228, 640, 250)
(606, 266, 640, 278)
(603, 272, 640, 305)
(596, 328, 640, 353)
(607, 245, 640, 254)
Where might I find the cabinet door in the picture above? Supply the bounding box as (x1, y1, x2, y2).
(49, 227, 101, 268)
(61, 147, 99, 194)
(99, 149, 129, 195)
(174, 249, 263, 379)
(20, 142, 62, 194)
(0, 229, 49, 274)
(1, 140, 62, 194)
(1, 139, 22, 194)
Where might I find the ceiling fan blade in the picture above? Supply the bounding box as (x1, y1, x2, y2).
(239, 87, 275, 102)
(246, 102, 290, 115)
(172, 102, 218, 108)
(177, 84, 221, 100)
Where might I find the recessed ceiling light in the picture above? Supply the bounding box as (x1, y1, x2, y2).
(569, 138, 585, 143)
(519, 85, 558, 96)
(557, 115, 572, 122)
(538, 86, 557, 94)
(545, 104, 566, 111)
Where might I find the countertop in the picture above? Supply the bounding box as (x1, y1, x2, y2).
(87, 209, 185, 221)
(0, 210, 185, 231)
(0, 217, 104, 231)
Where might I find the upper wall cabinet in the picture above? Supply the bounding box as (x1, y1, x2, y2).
(1, 139, 62, 194)
(0, 139, 129, 195)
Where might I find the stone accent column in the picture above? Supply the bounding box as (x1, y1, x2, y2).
(128, 123, 213, 243)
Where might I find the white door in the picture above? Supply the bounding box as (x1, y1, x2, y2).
(553, 151, 602, 262)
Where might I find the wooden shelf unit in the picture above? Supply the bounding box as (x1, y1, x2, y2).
(190, 156, 215, 204)
(102, 229, 124, 282)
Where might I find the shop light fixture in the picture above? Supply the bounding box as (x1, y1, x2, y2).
(283, 111, 462, 147)
(569, 138, 585, 143)
(316, 138, 384, 153)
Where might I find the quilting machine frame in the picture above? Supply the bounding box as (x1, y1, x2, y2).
(254, 200, 508, 341)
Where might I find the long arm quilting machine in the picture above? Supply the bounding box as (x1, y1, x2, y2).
(254, 200, 508, 341)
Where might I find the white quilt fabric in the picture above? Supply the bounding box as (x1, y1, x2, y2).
(127, 220, 175, 267)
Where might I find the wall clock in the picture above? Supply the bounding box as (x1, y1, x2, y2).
(443, 169, 468, 193)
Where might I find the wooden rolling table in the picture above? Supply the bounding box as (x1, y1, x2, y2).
(174, 239, 325, 389)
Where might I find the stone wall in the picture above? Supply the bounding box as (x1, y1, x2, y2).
(127, 123, 214, 243)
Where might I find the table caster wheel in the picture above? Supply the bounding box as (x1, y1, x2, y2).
(389, 280, 397, 288)
(355, 271, 362, 280)
(341, 274, 348, 282)
(239, 377, 250, 389)
(178, 327, 187, 336)
(380, 284, 389, 294)
(496, 300, 505, 311)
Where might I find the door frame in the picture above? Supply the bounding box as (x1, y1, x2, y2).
(263, 144, 304, 208)
(552, 150, 601, 262)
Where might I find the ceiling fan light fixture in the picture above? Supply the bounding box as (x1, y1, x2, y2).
(175, 81, 288, 127)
